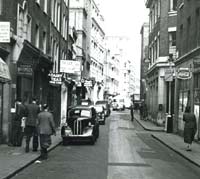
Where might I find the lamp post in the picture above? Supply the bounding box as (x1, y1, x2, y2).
(166, 54, 174, 133)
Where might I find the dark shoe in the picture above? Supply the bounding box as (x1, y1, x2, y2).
(32, 149, 38, 152)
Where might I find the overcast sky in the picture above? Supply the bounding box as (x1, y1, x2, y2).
(100, 0, 149, 78)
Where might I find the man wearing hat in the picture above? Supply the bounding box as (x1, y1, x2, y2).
(37, 104, 56, 160)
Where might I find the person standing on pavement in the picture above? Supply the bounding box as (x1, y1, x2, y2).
(130, 102, 134, 121)
(37, 104, 56, 160)
(183, 106, 197, 151)
(12, 98, 27, 146)
(25, 98, 40, 152)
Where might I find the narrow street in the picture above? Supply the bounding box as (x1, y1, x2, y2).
(12, 111, 200, 179)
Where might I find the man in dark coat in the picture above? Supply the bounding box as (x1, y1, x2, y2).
(130, 102, 134, 121)
(12, 98, 27, 146)
(25, 98, 40, 152)
(183, 106, 197, 151)
(37, 104, 56, 160)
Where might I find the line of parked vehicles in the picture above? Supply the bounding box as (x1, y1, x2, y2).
(61, 99, 111, 145)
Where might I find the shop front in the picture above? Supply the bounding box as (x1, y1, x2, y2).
(15, 40, 66, 127)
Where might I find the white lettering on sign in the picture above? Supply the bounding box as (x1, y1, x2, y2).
(49, 73, 62, 85)
(0, 22, 10, 43)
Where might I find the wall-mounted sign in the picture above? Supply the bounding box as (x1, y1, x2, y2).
(0, 22, 10, 43)
(17, 64, 33, 76)
(49, 73, 62, 85)
(177, 68, 191, 80)
(60, 60, 81, 74)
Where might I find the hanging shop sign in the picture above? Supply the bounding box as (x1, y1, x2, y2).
(84, 80, 93, 87)
(17, 64, 33, 76)
(164, 68, 174, 82)
(0, 22, 10, 43)
(49, 73, 62, 85)
(60, 60, 81, 74)
(177, 68, 191, 80)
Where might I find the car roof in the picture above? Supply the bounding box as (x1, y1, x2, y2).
(70, 105, 94, 110)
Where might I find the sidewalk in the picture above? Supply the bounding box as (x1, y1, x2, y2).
(0, 129, 62, 179)
(134, 113, 200, 168)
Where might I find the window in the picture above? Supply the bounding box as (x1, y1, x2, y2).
(195, 8, 200, 46)
(186, 16, 191, 51)
(44, 0, 47, 13)
(169, 31, 176, 46)
(35, 24, 39, 48)
(0, 0, 3, 15)
(42, 31, 46, 53)
(36, 0, 40, 5)
(170, 0, 177, 11)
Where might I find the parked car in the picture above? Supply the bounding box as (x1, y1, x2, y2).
(61, 105, 99, 145)
(95, 100, 111, 117)
(80, 99, 94, 106)
(112, 98, 125, 111)
(94, 105, 106, 125)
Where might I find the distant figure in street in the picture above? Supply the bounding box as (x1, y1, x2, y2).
(25, 98, 40, 152)
(12, 98, 27, 146)
(183, 106, 197, 151)
(130, 102, 134, 121)
(37, 104, 56, 160)
(142, 103, 148, 121)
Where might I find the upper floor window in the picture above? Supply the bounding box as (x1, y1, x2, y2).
(35, 24, 39, 48)
(169, 31, 176, 46)
(44, 0, 47, 13)
(17, 3, 32, 41)
(169, 0, 177, 11)
(0, 0, 3, 15)
(36, 0, 40, 5)
(42, 31, 47, 53)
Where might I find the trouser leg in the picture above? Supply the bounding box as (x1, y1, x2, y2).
(32, 127, 38, 151)
(25, 126, 31, 152)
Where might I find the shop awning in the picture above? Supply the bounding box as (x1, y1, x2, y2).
(0, 57, 11, 82)
(18, 40, 53, 70)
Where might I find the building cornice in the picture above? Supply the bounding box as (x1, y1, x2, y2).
(175, 47, 200, 65)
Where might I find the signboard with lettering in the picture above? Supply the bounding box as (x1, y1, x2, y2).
(165, 68, 174, 82)
(84, 80, 92, 87)
(0, 22, 10, 43)
(177, 68, 191, 80)
(60, 60, 81, 74)
(17, 64, 33, 76)
(49, 73, 62, 85)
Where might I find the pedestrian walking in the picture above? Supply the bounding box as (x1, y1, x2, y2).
(37, 104, 56, 160)
(130, 102, 134, 121)
(12, 98, 27, 146)
(183, 106, 197, 151)
(25, 98, 40, 152)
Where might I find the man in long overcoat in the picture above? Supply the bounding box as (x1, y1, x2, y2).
(37, 104, 56, 160)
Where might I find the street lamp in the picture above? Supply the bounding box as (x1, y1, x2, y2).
(165, 54, 174, 133)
